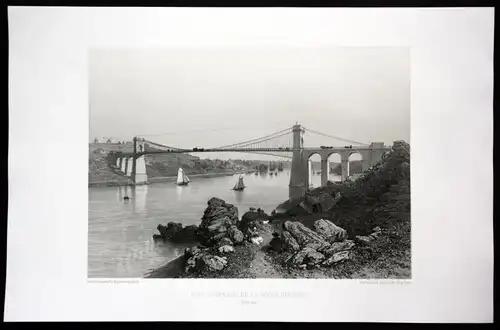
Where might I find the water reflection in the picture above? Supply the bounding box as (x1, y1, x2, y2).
(117, 186, 132, 200)
(234, 191, 244, 203)
(132, 186, 148, 214)
(176, 186, 184, 201)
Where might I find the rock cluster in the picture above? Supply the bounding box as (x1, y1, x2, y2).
(184, 246, 228, 273)
(153, 222, 198, 243)
(179, 199, 272, 275)
(271, 219, 359, 269)
(195, 197, 243, 247)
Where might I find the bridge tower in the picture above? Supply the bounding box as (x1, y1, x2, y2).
(289, 124, 306, 202)
(131, 137, 137, 185)
(130, 137, 148, 186)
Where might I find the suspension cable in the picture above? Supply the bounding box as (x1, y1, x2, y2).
(236, 131, 292, 148)
(143, 140, 183, 151)
(215, 127, 293, 149)
(302, 127, 368, 146)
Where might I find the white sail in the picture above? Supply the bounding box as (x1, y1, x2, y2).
(233, 175, 245, 190)
(177, 168, 186, 185)
(183, 172, 190, 183)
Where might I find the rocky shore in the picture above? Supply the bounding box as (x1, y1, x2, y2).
(146, 141, 411, 279)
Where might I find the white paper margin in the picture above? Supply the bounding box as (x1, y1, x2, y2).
(6, 7, 494, 322)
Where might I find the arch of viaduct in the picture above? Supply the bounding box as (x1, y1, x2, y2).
(288, 125, 391, 201)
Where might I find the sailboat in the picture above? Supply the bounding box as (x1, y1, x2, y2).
(232, 175, 245, 191)
(176, 168, 190, 186)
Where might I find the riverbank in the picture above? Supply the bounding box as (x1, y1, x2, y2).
(148, 171, 246, 183)
(89, 170, 246, 188)
(145, 214, 410, 279)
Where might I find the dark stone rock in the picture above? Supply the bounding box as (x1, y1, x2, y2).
(290, 247, 325, 267)
(152, 234, 164, 240)
(194, 254, 228, 272)
(183, 246, 228, 273)
(207, 197, 225, 207)
(313, 219, 347, 243)
(217, 237, 233, 247)
(322, 251, 351, 266)
(323, 240, 356, 257)
(218, 245, 234, 253)
(283, 221, 330, 251)
(197, 198, 240, 246)
(355, 235, 374, 245)
(155, 222, 198, 243)
(228, 225, 244, 244)
(281, 231, 301, 252)
(157, 222, 181, 239)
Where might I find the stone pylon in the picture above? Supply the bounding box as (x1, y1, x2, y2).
(289, 124, 306, 201)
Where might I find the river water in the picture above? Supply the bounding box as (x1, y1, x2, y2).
(88, 170, 340, 278)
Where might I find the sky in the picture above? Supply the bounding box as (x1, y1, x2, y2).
(89, 47, 410, 160)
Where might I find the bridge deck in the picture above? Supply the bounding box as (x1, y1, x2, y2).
(115, 146, 391, 157)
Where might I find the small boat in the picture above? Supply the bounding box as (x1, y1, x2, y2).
(176, 168, 190, 186)
(233, 175, 245, 191)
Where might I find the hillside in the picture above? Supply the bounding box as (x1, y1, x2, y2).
(89, 143, 133, 185)
(89, 142, 255, 185)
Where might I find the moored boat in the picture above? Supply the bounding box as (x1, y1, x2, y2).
(176, 168, 190, 185)
(233, 175, 245, 191)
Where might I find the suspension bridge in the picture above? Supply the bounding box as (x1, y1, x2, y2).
(110, 123, 391, 201)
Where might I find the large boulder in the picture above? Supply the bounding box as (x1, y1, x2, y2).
(313, 219, 347, 243)
(196, 198, 240, 246)
(218, 245, 235, 253)
(184, 246, 228, 273)
(227, 225, 244, 245)
(206, 197, 225, 207)
(217, 237, 233, 248)
(195, 254, 228, 272)
(323, 240, 356, 257)
(184, 246, 203, 261)
(281, 231, 301, 252)
(322, 251, 351, 266)
(283, 221, 330, 252)
(154, 222, 198, 243)
(290, 247, 325, 267)
(354, 235, 374, 245)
